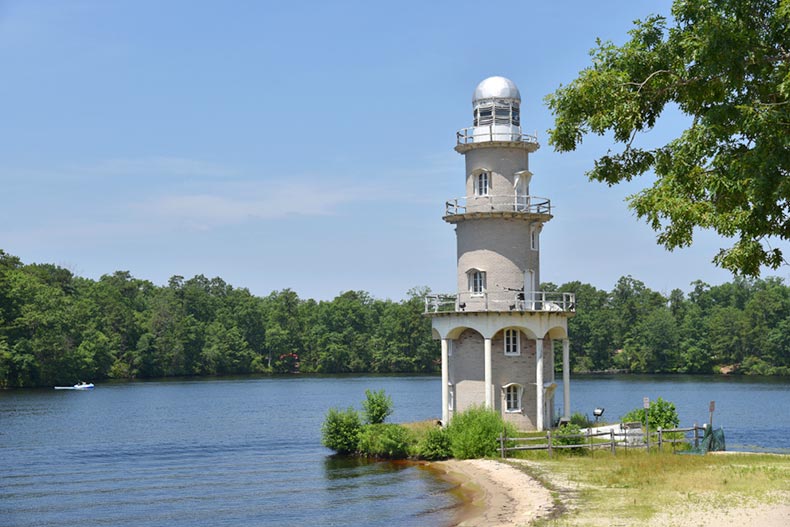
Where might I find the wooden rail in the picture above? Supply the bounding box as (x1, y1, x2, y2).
(498, 424, 708, 458)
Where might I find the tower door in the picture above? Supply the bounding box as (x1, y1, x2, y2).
(525, 270, 535, 310)
(514, 170, 532, 211)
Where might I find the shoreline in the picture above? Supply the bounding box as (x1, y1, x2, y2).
(429, 459, 554, 526)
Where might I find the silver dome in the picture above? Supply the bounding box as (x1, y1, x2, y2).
(473, 76, 521, 102)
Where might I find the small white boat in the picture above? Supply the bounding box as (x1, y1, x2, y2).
(54, 382, 94, 390)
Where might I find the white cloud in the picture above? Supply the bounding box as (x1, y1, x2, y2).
(140, 181, 374, 228)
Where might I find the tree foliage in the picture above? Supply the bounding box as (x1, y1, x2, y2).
(549, 275, 790, 376)
(0, 250, 439, 388)
(547, 0, 790, 275)
(1, 248, 789, 388)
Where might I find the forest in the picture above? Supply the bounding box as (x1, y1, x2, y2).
(1, 249, 788, 388)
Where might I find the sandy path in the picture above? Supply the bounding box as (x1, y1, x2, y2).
(434, 459, 554, 526)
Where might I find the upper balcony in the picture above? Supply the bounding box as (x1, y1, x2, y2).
(455, 126, 539, 153)
(444, 195, 552, 223)
(424, 291, 576, 315)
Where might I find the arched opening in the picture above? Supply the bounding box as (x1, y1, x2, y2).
(502, 383, 523, 413)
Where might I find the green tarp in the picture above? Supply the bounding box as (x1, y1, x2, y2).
(680, 426, 725, 455)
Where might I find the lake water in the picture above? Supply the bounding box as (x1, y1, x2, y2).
(1, 374, 788, 526)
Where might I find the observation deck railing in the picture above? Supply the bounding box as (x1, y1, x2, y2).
(444, 195, 551, 216)
(456, 126, 539, 146)
(424, 291, 576, 314)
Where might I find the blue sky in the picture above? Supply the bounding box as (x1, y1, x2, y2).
(1, 0, 780, 301)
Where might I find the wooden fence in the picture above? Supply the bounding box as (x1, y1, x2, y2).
(498, 424, 708, 458)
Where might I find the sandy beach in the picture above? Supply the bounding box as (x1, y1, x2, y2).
(432, 459, 554, 526)
(434, 457, 790, 527)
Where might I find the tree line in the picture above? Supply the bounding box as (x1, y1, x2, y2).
(0, 250, 437, 388)
(2, 249, 788, 388)
(552, 276, 790, 376)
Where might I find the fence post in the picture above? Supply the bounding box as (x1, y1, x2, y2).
(657, 427, 663, 451)
(610, 430, 616, 455)
(547, 430, 552, 458)
(499, 432, 505, 459)
(693, 423, 699, 449)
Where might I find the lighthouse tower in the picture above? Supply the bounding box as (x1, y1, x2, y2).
(426, 76, 575, 431)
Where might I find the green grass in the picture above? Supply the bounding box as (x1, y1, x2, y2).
(514, 451, 790, 526)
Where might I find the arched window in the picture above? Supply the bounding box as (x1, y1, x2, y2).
(475, 172, 490, 196)
(504, 383, 523, 412)
(468, 269, 486, 295)
(504, 329, 520, 356)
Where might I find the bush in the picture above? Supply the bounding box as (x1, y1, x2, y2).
(321, 407, 362, 455)
(357, 424, 413, 459)
(445, 406, 516, 459)
(621, 397, 680, 430)
(362, 389, 393, 425)
(416, 426, 452, 460)
(570, 411, 592, 427)
(552, 423, 586, 454)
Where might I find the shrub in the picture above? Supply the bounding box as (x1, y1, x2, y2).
(570, 411, 592, 427)
(321, 407, 362, 455)
(362, 389, 393, 425)
(357, 424, 413, 459)
(416, 426, 452, 460)
(621, 397, 680, 430)
(552, 423, 586, 454)
(445, 406, 516, 459)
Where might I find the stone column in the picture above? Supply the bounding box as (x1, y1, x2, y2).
(441, 338, 449, 425)
(536, 338, 544, 431)
(484, 337, 492, 408)
(563, 338, 570, 419)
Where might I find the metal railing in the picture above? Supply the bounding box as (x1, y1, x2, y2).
(456, 126, 539, 145)
(445, 195, 551, 216)
(424, 291, 575, 314)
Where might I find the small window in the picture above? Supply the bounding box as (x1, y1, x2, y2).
(468, 269, 486, 295)
(512, 106, 520, 126)
(475, 172, 489, 196)
(504, 329, 520, 356)
(494, 106, 510, 125)
(478, 107, 493, 125)
(505, 384, 522, 412)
